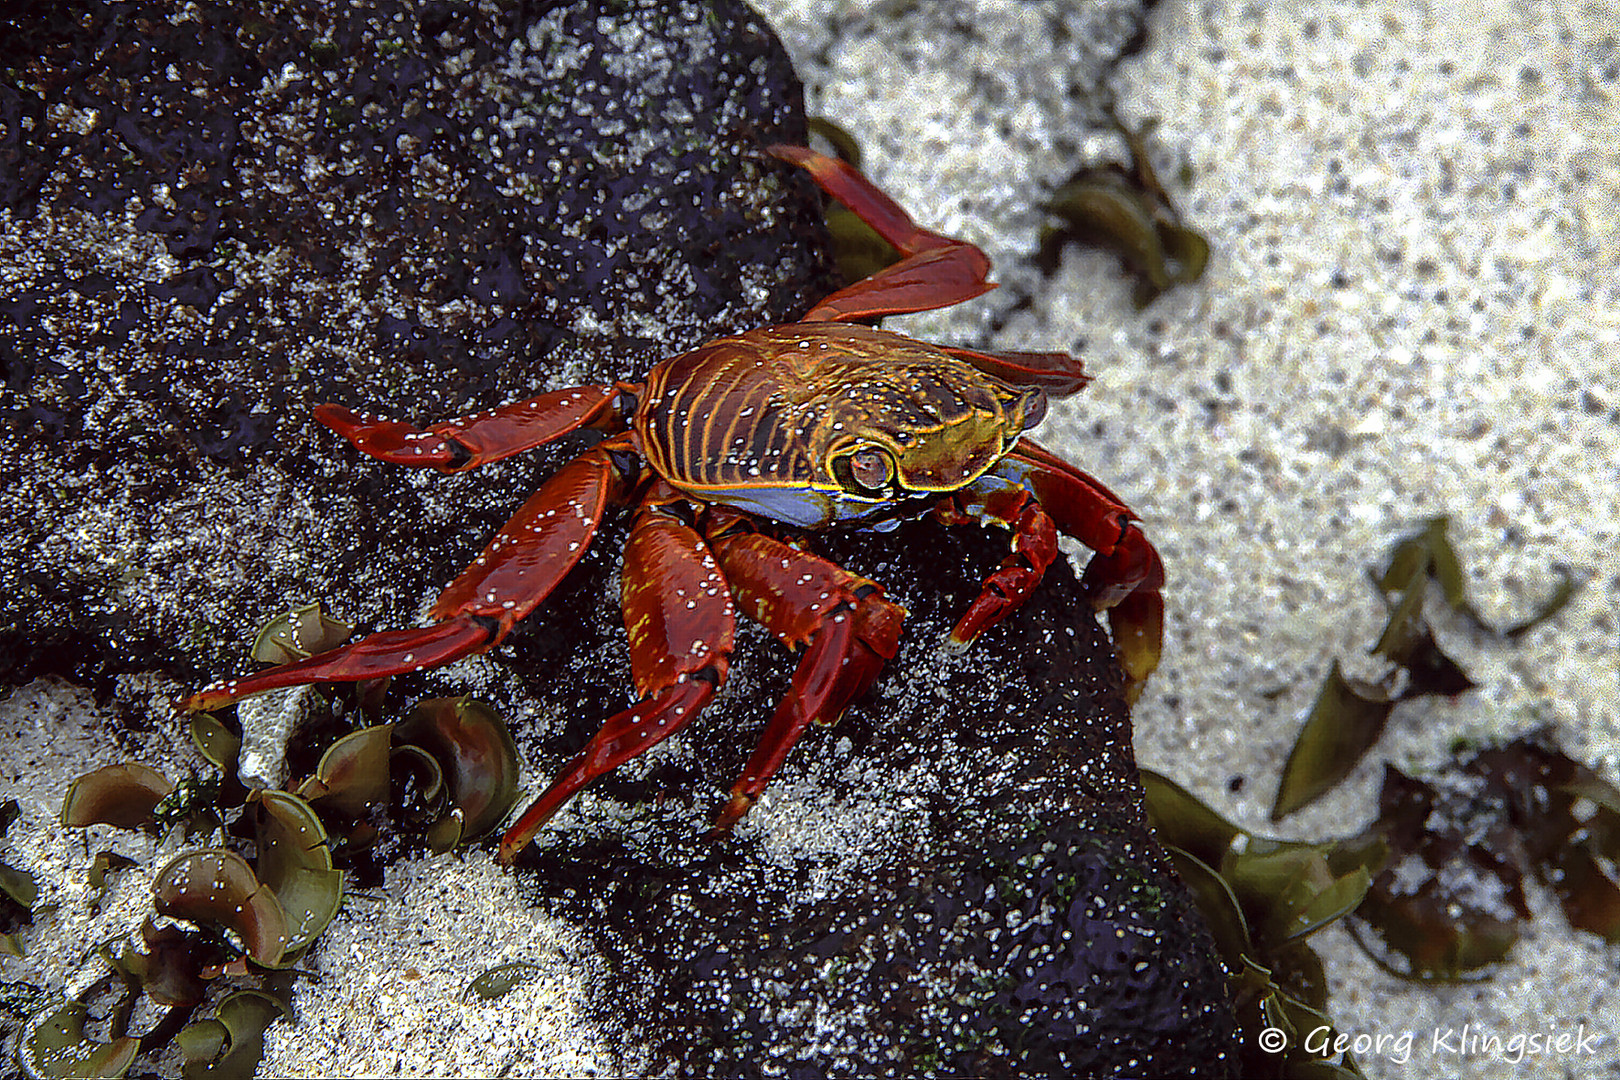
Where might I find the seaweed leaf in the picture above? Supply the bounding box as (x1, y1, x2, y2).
(1141, 768, 1243, 869)
(295, 725, 393, 820)
(19, 999, 141, 1079)
(1039, 111, 1208, 306)
(151, 850, 289, 969)
(177, 989, 291, 1080)
(60, 764, 174, 830)
(464, 961, 544, 1002)
(250, 602, 354, 665)
(1379, 516, 1578, 637)
(1271, 662, 1393, 821)
(395, 698, 521, 842)
(248, 791, 343, 957)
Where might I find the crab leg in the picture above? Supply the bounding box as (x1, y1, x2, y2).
(768, 146, 1091, 393)
(183, 442, 631, 712)
(497, 503, 738, 864)
(313, 383, 629, 472)
(704, 529, 906, 831)
(769, 144, 994, 322)
(939, 438, 1165, 701)
(938, 344, 1092, 397)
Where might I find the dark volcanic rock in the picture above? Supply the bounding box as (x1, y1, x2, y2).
(0, 0, 830, 687)
(0, 0, 1234, 1076)
(519, 520, 1236, 1078)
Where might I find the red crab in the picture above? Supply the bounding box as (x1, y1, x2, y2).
(185, 145, 1165, 865)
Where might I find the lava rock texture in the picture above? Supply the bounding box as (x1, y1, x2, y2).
(0, 0, 1235, 1075)
(521, 520, 1236, 1077)
(0, 0, 830, 685)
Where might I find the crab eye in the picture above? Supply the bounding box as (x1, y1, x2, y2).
(1019, 387, 1047, 430)
(836, 445, 895, 494)
(850, 447, 892, 488)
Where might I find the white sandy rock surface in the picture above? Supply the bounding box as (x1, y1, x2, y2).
(3, 1, 1616, 1077)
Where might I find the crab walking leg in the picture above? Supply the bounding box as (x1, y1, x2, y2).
(767, 144, 997, 322)
(967, 438, 1166, 699)
(770, 145, 1091, 393)
(183, 443, 629, 713)
(497, 505, 738, 864)
(183, 622, 494, 712)
(938, 343, 1092, 398)
(1081, 530, 1165, 701)
(313, 382, 628, 472)
(704, 529, 905, 832)
(424, 440, 631, 624)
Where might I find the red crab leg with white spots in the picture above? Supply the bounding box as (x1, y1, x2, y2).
(768, 144, 991, 322)
(312, 383, 630, 472)
(182, 440, 631, 713)
(497, 500, 738, 864)
(703, 527, 906, 832)
(939, 437, 1164, 699)
(767, 145, 1090, 393)
(932, 481, 1061, 651)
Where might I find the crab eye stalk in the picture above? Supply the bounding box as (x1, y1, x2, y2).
(1018, 387, 1047, 430)
(834, 445, 896, 495)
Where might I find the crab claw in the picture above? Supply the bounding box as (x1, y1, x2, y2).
(934, 438, 1164, 700)
(708, 592, 893, 835)
(1080, 523, 1165, 701)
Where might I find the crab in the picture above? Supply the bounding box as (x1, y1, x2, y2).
(184, 145, 1165, 865)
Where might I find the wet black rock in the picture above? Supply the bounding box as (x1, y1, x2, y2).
(518, 520, 1237, 1077)
(0, 0, 1233, 1075)
(0, 0, 829, 686)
